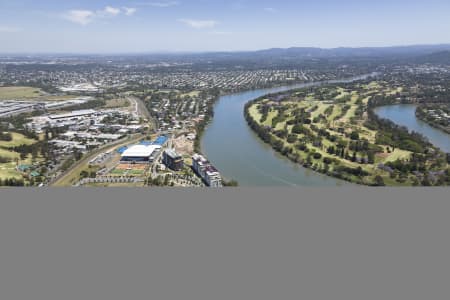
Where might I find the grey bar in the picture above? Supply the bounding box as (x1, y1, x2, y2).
(0, 188, 449, 300)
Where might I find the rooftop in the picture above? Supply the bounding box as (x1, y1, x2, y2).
(165, 149, 182, 159)
(49, 109, 96, 120)
(121, 145, 161, 158)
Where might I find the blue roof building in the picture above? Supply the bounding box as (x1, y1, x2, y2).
(152, 136, 168, 146)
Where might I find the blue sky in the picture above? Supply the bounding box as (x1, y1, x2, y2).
(0, 0, 450, 53)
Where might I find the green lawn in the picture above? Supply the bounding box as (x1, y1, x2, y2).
(129, 169, 145, 175)
(104, 98, 130, 108)
(263, 110, 278, 126)
(0, 162, 23, 179)
(335, 89, 350, 99)
(182, 91, 201, 97)
(0, 132, 42, 180)
(84, 182, 145, 187)
(0, 154, 37, 180)
(0, 86, 43, 100)
(328, 105, 342, 121)
(0, 133, 38, 148)
(340, 105, 357, 122)
(248, 104, 262, 123)
(311, 102, 330, 119)
(111, 169, 127, 175)
(110, 168, 145, 176)
(0, 148, 20, 159)
(382, 149, 411, 163)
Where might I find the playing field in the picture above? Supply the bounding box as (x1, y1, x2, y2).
(181, 91, 201, 97)
(104, 98, 130, 108)
(0, 132, 37, 148)
(0, 86, 43, 100)
(0, 162, 23, 179)
(110, 164, 148, 176)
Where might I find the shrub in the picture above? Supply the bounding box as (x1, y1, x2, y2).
(350, 131, 360, 140)
(323, 157, 333, 164)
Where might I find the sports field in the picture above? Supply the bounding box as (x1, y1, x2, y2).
(0, 132, 37, 148)
(0, 87, 43, 100)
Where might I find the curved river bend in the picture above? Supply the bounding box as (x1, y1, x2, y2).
(202, 77, 450, 186)
(201, 76, 372, 186)
(374, 104, 450, 153)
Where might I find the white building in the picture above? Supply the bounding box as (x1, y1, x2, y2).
(121, 145, 162, 163)
(192, 154, 222, 187)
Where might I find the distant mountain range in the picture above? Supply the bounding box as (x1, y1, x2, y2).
(416, 50, 450, 64)
(208, 44, 450, 59)
(147, 44, 450, 66)
(3, 44, 450, 66)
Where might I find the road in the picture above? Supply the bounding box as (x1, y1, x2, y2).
(126, 96, 157, 130)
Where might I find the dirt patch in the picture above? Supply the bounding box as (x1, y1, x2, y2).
(376, 152, 390, 159)
(116, 163, 148, 171)
(173, 134, 194, 156)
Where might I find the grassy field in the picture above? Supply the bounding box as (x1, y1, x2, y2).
(0, 153, 36, 180)
(379, 149, 411, 163)
(0, 133, 39, 180)
(83, 182, 145, 187)
(0, 86, 44, 100)
(311, 102, 330, 118)
(104, 98, 130, 108)
(248, 105, 262, 122)
(44, 95, 81, 101)
(0, 133, 37, 148)
(262, 110, 278, 126)
(0, 147, 20, 159)
(0, 162, 23, 179)
(182, 91, 201, 97)
(329, 105, 342, 121)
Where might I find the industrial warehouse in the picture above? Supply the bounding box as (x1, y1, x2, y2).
(120, 145, 162, 163)
(119, 136, 168, 163)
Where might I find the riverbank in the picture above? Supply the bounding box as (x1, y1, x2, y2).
(374, 104, 450, 154)
(415, 104, 450, 135)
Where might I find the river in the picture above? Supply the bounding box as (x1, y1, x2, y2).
(374, 104, 450, 153)
(201, 75, 374, 186)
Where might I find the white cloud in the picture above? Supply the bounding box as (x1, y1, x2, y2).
(179, 19, 218, 29)
(264, 7, 277, 13)
(123, 7, 137, 16)
(138, 1, 180, 7)
(0, 26, 22, 33)
(64, 10, 95, 25)
(63, 6, 134, 25)
(103, 6, 121, 17)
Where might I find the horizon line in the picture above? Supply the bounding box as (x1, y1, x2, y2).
(1, 43, 450, 56)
